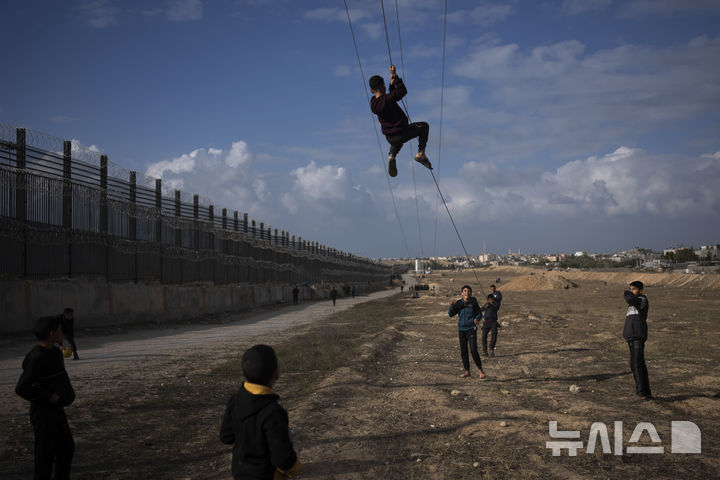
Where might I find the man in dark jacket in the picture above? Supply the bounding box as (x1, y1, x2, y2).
(220, 344, 301, 480)
(369, 65, 431, 178)
(448, 285, 486, 379)
(16, 316, 76, 480)
(480, 294, 500, 357)
(623, 281, 652, 400)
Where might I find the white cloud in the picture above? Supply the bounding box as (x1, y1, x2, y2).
(446, 147, 720, 220)
(76, 0, 119, 28)
(225, 141, 251, 168)
(165, 0, 203, 22)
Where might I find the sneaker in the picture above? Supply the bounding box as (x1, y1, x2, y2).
(414, 153, 432, 170)
(482, 351, 489, 357)
(388, 156, 398, 177)
(490, 349, 495, 357)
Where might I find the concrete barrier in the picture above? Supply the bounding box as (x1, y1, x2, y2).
(0, 279, 388, 334)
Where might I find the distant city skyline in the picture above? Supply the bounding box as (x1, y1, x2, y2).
(2, 1, 719, 258)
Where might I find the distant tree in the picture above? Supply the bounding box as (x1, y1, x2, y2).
(674, 248, 698, 263)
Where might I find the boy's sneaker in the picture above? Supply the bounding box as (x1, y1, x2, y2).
(414, 153, 432, 170)
(388, 156, 398, 177)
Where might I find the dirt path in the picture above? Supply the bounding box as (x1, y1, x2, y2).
(0, 286, 400, 389)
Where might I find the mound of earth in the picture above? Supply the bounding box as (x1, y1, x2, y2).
(501, 272, 578, 291)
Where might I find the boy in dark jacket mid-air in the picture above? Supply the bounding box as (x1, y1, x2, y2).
(16, 316, 76, 480)
(220, 344, 301, 480)
(448, 285, 486, 379)
(623, 281, 652, 400)
(369, 65, 431, 178)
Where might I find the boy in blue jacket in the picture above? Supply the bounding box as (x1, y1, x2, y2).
(220, 344, 301, 480)
(448, 285, 486, 379)
(623, 281, 652, 400)
(15, 316, 76, 480)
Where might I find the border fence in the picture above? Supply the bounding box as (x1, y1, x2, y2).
(0, 124, 390, 285)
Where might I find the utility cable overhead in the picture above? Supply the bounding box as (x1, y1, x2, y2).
(343, 0, 412, 259)
(433, 0, 448, 258)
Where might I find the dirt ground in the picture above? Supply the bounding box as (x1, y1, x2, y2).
(2, 267, 719, 479)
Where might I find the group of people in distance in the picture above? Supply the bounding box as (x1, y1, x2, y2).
(15, 278, 651, 479)
(446, 280, 652, 401)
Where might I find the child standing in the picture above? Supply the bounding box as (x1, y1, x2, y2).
(15, 316, 76, 480)
(623, 281, 652, 400)
(480, 294, 500, 357)
(448, 285, 486, 379)
(220, 344, 301, 480)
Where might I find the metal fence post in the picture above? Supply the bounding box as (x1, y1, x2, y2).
(193, 194, 199, 250)
(209, 205, 215, 284)
(15, 128, 27, 277)
(130, 171, 137, 282)
(63, 140, 73, 278)
(155, 179, 163, 283)
(100, 155, 109, 281)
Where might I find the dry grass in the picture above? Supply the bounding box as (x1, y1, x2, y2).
(2, 268, 719, 479)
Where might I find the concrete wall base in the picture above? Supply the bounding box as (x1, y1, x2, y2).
(0, 279, 386, 334)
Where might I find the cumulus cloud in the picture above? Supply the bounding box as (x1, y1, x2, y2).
(446, 147, 720, 221)
(145, 142, 263, 215)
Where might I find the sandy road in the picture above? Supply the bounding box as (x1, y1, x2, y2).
(0, 286, 403, 390)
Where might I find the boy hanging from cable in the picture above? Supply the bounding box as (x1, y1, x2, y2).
(369, 65, 431, 178)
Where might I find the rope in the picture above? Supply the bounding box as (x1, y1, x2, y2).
(343, 0, 412, 258)
(429, 170, 486, 298)
(433, 0, 447, 257)
(380, 0, 394, 66)
(389, 0, 424, 261)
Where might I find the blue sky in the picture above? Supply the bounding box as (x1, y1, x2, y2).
(2, 0, 719, 258)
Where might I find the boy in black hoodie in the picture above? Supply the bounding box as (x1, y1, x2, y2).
(220, 344, 301, 480)
(623, 281, 652, 400)
(15, 315, 76, 480)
